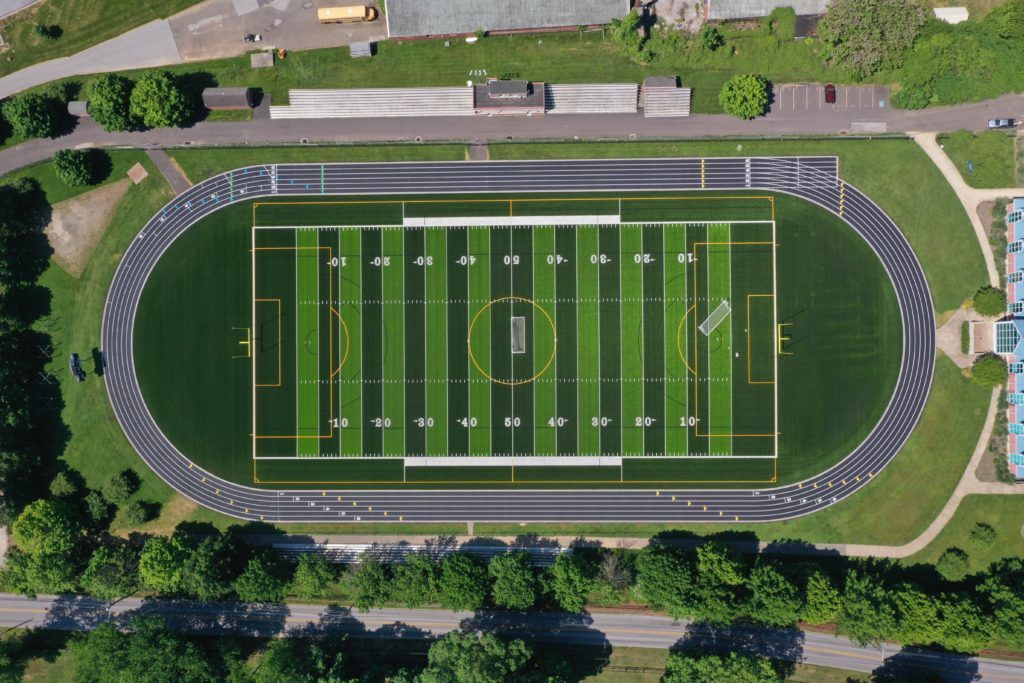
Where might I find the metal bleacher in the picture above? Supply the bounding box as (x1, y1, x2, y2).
(544, 83, 639, 114)
(268, 87, 476, 119)
(643, 86, 693, 117)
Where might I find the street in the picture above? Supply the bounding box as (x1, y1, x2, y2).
(1, 593, 1021, 681)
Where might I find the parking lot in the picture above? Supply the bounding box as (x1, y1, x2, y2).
(767, 83, 889, 116)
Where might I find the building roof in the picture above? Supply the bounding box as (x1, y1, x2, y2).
(386, 0, 628, 38)
(933, 7, 969, 24)
(67, 100, 89, 117)
(201, 87, 253, 109)
(996, 320, 1024, 356)
(643, 76, 679, 89)
(706, 0, 829, 20)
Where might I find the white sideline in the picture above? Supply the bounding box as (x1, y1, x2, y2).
(402, 215, 621, 227)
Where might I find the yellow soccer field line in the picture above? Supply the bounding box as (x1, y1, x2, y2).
(746, 294, 776, 385)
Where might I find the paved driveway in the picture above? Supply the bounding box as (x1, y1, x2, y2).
(170, 0, 387, 62)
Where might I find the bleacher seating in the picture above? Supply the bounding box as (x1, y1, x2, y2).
(643, 86, 692, 117)
(269, 87, 476, 119)
(544, 83, 639, 114)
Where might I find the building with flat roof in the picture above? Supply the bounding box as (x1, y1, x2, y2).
(705, 0, 829, 20)
(385, 0, 629, 38)
(997, 197, 1024, 478)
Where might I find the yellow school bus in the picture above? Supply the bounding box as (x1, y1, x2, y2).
(317, 5, 377, 23)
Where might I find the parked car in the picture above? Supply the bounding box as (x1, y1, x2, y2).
(988, 118, 1016, 129)
(824, 83, 836, 104)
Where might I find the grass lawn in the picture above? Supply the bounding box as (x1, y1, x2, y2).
(0, 0, 200, 79)
(939, 131, 1017, 189)
(3, 151, 145, 205)
(169, 144, 468, 183)
(490, 138, 986, 315)
(476, 357, 991, 545)
(32, 153, 181, 520)
(904, 495, 1024, 573)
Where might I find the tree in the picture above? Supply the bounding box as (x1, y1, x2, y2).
(718, 75, 769, 120)
(635, 544, 694, 619)
(234, 550, 290, 603)
(52, 149, 93, 187)
(802, 570, 841, 625)
(129, 70, 193, 129)
(548, 552, 594, 613)
(979, 559, 1024, 649)
(80, 543, 139, 600)
(599, 550, 633, 591)
(85, 74, 137, 132)
(488, 551, 537, 610)
(969, 523, 997, 548)
(746, 563, 802, 627)
(973, 286, 1007, 317)
(100, 470, 136, 504)
(1, 93, 58, 139)
(138, 534, 190, 593)
(608, 11, 648, 60)
(48, 471, 78, 498)
(419, 631, 532, 683)
(766, 6, 796, 42)
(390, 552, 438, 608)
(12, 499, 82, 556)
(121, 500, 153, 526)
(936, 593, 993, 653)
(70, 615, 216, 683)
(700, 25, 724, 51)
(438, 553, 488, 611)
(971, 354, 1008, 389)
(2, 546, 79, 597)
(663, 650, 781, 683)
(179, 535, 243, 601)
(841, 569, 897, 647)
(691, 542, 747, 625)
(83, 491, 110, 526)
(936, 548, 970, 582)
(819, 0, 926, 77)
(352, 555, 391, 611)
(986, 0, 1024, 40)
(251, 636, 348, 683)
(892, 584, 941, 646)
(290, 553, 335, 600)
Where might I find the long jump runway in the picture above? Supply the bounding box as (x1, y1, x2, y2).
(101, 157, 934, 523)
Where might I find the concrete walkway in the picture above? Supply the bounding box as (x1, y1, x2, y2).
(0, 20, 182, 100)
(144, 149, 191, 194)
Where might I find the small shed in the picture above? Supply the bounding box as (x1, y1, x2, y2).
(350, 41, 373, 58)
(67, 100, 90, 117)
(201, 87, 254, 111)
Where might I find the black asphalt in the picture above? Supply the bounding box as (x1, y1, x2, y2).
(100, 157, 935, 523)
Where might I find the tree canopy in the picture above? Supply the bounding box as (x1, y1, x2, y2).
(718, 75, 769, 120)
(52, 149, 93, 187)
(973, 286, 1007, 317)
(2, 93, 58, 139)
(129, 70, 192, 129)
(438, 553, 489, 611)
(418, 631, 533, 683)
(488, 551, 537, 611)
(663, 650, 781, 683)
(819, 0, 927, 77)
(548, 553, 594, 613)
(85, 74, 137, 132)
(971, 354, 1008, 389)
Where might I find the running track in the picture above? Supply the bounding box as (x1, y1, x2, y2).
(101, 157, 935, 523)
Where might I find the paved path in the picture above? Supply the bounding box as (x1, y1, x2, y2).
(145, 149, 191, 194)
(0, 20, 182, 100)
(936, 308, 976, 369)
(0, 93, 1023, 177)
(3, 593, 1021, 681)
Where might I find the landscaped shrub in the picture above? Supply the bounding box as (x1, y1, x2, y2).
(969, 523, 997, 548)
(971, 353, 1008, 389)
(973, 286, 1007, 317)
(936, 548, 971, 581)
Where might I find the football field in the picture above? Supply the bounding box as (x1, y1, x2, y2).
(252, 219, 778, 468)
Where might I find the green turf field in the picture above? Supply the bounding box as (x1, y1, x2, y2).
(251, 220, 778, 466)
(135, 192, 900, 488)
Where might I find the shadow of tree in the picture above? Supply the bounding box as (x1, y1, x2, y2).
(672, 622, 805, 679)
(871, 648, 980, 682)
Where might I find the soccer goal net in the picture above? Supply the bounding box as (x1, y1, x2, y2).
(699, 300, 731, 336)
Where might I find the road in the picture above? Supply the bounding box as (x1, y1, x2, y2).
(1, 593, 1019, 681)
(100, 157, 935, 524)
(1, 91, 1022, 177)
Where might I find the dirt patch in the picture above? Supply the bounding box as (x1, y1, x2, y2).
(44, 179, 131, 277)
(113, 494, 198, 537)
